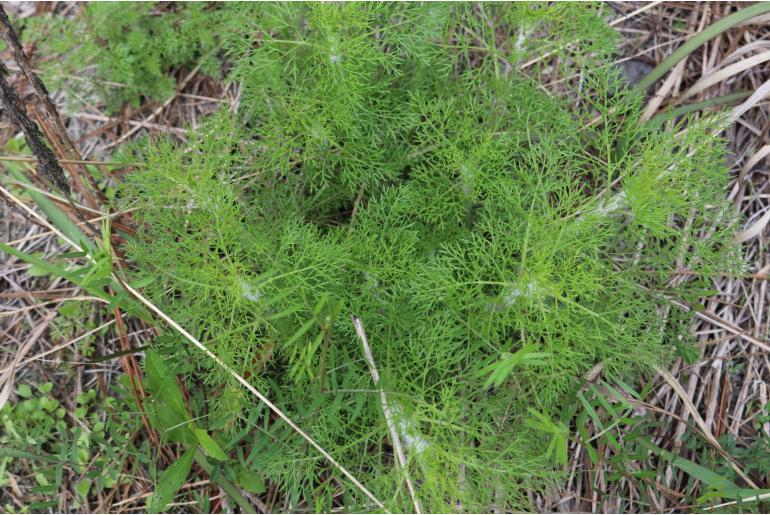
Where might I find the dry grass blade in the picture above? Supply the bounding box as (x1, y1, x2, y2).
(680, 50, 770, 102)
(665, 293, 770, 353)
(73, 112, 188, 136)
(732, 205, 770, 244)
(653, 365, 719, 450)
(608, 1, 666, 28)
(353, 316, 422, 514)
(736, 12, 770, 28)
(653, 365, 758, 489)
(739, 144, 770, 179)
(728, 76, 770, 123)
(641, 58, 688, 122)
(105, 61, 204, 149)
(636, 2, 770, 91)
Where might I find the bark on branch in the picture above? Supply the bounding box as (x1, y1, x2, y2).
(0, 61, 70, 196)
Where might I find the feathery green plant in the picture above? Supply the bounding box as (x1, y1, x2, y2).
(25, 2, 222, 112)
(18, 2, 737, 512)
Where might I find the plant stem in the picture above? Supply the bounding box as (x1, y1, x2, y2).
(318, 326, 331, 393)
(194, 449, 257, 513)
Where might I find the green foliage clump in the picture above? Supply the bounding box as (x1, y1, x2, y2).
(26, 2, 221, 112)
(0, 380, 145, 513)
(114, 3, 740, 512)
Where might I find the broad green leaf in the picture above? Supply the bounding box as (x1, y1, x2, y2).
(107, 291, 128, 311)
(130, 276, 156, 289)
(0, 242, 75, 281)
(75, 478, 91, 499)
(264, 303, 305, 321)
(144, 351, 189, 422)
(82, 276, 113, 289)
(59, 251, 88, 259)
(648, 91, 750, 128)
(147, 447, 195, 513)
(191, 426, 228, 461)
(669, 455, 737, 492)
(284, 318, 317, 348)
(38, 382, 53, 394)
(525, 409, 569, 466)
(577, 392, 604, 432)
(144, 351, 196, 444)
(577, 421, 598, 465)
(312, 293, 329, 316)
(614, 378, 643, 400)
(237, 468, 266, 494)
(0, 241, 116, 306)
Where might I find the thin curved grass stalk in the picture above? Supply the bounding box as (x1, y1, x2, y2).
(702, 491, 770, 512)
(608, 1, 665, 28)
(354, 316, 422, 514)
(0, 183, 80, 250)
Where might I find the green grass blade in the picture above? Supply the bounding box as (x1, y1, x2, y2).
(648, 91, 751, 127)
(5, 165, 95, 254)
(640, 439, 738, 492)
(0, 240, 78, 283)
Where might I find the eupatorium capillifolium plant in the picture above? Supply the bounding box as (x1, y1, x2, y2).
(116, 3, 740, 512)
